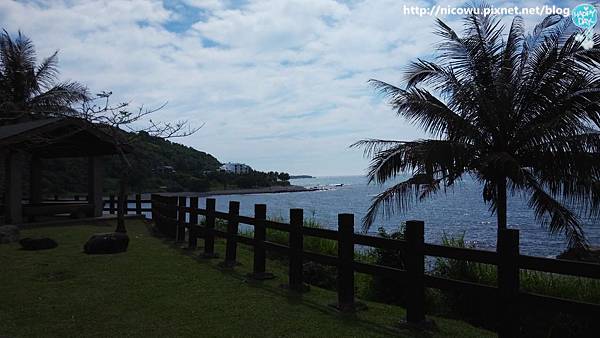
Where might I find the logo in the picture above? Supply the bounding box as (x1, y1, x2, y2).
(572, 4, 597, 49)
(572, 4, 597, 29)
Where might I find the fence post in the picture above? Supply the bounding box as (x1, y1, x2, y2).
(222, 201, 240, 268)
(335, 213, 356, 312)
(405, 220, 426, 324)
(248, 204, 274, 280)
(54, 195, 58, 201)
(188, 196, 199, 249)
(75, 195, 80, 201)
(176, 196, 187, 243)
(168, 196, 179, 239)
(150, 194, 157, 223)
(135, 194, 142, 215)
(287, 208, 307, 292)
(203, 198, 218, 258)
(498, 229, 520, 338)
(109, 194, 115, 214)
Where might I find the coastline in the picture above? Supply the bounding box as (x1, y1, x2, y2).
(145, 185, 318, 198)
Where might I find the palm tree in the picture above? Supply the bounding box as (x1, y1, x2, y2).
(0, 30, 88, 124)
(353, 14, 600, 249)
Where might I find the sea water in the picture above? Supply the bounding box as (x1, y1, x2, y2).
(191, 175, 600, 257)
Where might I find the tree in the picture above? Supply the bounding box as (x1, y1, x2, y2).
(0, 30, 200, 233)
(0, 30, 87, 124)
(278, 172, 290, 181)
(353, 13, 600, 249)
(79, 92, 200, 232)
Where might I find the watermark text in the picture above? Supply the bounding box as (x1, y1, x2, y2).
(403, 5, 571, 17)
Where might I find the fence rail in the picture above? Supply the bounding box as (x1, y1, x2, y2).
(148, 195, 600, 338)
(37, 194, 152, 215)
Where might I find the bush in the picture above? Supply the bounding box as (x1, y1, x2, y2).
(240, 216, 339, 288)
(303, 261, 337, 290)
(364, 226, 409, 305)
(431, 233, 497, 328)
(431, 234, 600, 337)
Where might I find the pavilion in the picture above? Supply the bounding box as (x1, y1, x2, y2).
(0, 118, 128, 224)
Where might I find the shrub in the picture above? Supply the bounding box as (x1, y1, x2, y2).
(365, 226, 409, 305)
(432, 234, 600, 337)
(431, 233, 497, 327)
(303, 261, 337, 290)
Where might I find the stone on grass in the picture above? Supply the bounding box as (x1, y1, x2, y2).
(0, 225, 20, 244)
(84, 232, 129, 254)
(19, 238, 58, 250)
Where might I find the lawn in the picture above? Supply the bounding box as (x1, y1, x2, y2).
(0, 220, 494, 337)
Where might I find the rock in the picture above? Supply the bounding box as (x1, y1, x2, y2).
(19, 237, 58, 250)
(84, 232, 129, 254)
(557, 246, 600, 264)
(0, 225, 20, 244)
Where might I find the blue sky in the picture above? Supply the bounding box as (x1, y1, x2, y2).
(0, 0, 587, 175)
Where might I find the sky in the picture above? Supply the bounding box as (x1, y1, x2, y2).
(0, 0, 586, 176)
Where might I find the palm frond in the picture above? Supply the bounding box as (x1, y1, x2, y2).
(349, 138, 406, 158)
(369, 79, 484, 142)
(524, 171, 588, 249)
(362, 174, 434, 231)
(29, 81, 89, 114)
(34, 50, 59, 90)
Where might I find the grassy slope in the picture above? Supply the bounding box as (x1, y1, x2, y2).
(0, 221, 494, 338)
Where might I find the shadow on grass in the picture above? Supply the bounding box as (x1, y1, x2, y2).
(146, 224, 428, 338)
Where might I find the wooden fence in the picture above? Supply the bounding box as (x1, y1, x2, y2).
(41, 194, 153, 215)
(102, 194, 152, 216)
(149, 195, 600, 338)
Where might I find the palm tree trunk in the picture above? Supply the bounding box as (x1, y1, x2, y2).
(496, 176, 508, 242)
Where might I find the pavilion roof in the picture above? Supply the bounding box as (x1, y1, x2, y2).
(0, 118, 131, 158)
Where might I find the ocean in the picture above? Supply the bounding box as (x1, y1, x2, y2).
(189, 175, 599, 258)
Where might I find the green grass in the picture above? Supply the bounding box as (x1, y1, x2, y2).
(0, 221, 494, 338)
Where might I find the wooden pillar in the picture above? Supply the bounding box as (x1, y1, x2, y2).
(5, 151, 24, 224)
(29, 154, 42, 205)
(203, 198, 218, 258)
(135, 194, 142, 215)
(498, 229, 520, 338)
(406, 220, 426, 324)
(248, 204, 274, 280)
(188, 196, 199, 249)
(287, 208, 307, 292)
(87, 156, 104, 217)
(222, 201, 240, 267)
(177, 196, 187, 243)
(336, 213, 355, 312)
(109, 194, 116, 214)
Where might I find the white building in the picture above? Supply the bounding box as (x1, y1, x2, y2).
(219, 162, 252, 174)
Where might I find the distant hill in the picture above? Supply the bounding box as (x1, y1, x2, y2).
(289, 175, 315, 179)
(36, 131, 221, 194)
(0, 131, 289, 196)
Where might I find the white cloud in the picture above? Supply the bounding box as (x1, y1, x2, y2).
(182, 0, 225, 10)
(0, 0, 569, 175)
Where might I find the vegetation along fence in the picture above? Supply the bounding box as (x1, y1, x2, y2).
(33, 193, 600, 337)
(148, 195, 600, 338)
